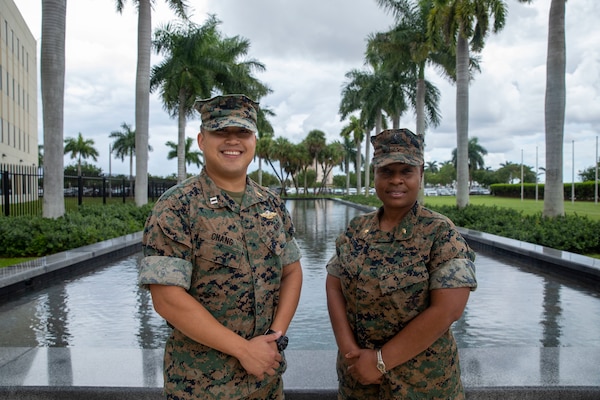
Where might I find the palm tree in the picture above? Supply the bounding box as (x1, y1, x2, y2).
(371, 0, 447, 136)
(304, 130, 328, 192)
(109, 122, 153, 194)
(151, 16, 269, 183)
(254, 106, 275, 186)
(366, 5, 446, 201)
(317, 141, 345, 193)
(339, 115, 366, 193)
(109, 123, 136, 182)
(425, 160, 439, 173)
(41, 0, 67, 218)
(340, 68, 391, 195)
(166, 137, 203, 173)
(451, 137, 488, 186)
(515, 0, 565, 217)
(428, 0, 507, 209)
(64, 133, 99, 176)
(115, 0, 189, 205)
(542, 0, 566, 217)
(339, 136, 356, 194)
(151, 17, 220, 183)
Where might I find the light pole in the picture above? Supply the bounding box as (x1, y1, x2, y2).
(571, 140, 575, 204)
(520, 149, 524, 201)
(594, 135, 598, 204)
(535, 146, 539, 202)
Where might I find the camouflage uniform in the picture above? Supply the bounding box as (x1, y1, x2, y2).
(326, 202, 477, 400)
(139, 169, 301, 399)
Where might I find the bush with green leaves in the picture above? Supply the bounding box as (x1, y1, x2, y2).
(339, 195, 600, 255)
(424, 204, 600, 255)
(0, 203, 153, 257)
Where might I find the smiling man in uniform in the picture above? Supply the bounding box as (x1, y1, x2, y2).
(139, 94, 303, 399)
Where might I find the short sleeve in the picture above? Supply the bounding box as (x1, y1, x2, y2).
(138, 255, 193, 289)
(325, 253, 342, 278)
(138, 194, 194, 290)
(429, 258, 477, 291)
(426, 217, 477, 291)
(280, 237, 302, 267)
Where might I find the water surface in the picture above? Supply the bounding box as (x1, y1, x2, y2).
(1, 199, 599, 350)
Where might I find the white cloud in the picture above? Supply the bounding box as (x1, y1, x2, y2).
(15, 0, 600, 181)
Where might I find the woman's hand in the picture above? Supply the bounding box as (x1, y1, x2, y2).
(345, 349, 383, 385)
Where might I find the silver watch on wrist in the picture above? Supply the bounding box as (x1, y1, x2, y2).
(376, 348, 387, 375)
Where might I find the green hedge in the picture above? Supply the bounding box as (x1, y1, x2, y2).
(427, 204, 600, 255)
(0, 203, 153, 257)
(490, 181, 598, 200)
(339, 194, 600, 255)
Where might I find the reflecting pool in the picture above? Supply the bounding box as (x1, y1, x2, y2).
(0, 199, 599, 351)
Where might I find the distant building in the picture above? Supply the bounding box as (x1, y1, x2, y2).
(1, 0, 38, 206)
(0, 0, 38, 169)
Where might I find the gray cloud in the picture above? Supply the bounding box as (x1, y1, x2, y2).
(17, 0, 600, 181)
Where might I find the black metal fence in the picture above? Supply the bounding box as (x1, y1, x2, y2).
(1, 163, 176, 217)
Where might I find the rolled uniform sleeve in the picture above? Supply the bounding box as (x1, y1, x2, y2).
(139, 256, 192, 289)
(139, 193, 194, 290)
(281, 237, 302, 267)
(428, 224, 477, 291)
(325, 254, 341, 278)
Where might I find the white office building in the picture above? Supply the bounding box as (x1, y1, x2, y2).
(1, 0, 37, 169)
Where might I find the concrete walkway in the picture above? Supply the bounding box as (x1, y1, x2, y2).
(1, 227, 600, 399)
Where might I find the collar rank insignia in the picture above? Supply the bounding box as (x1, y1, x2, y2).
(260, 210, 277, 220)
(209, 196, 218, 205)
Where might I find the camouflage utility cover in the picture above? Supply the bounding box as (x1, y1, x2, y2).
(371, 128, 424, 168)
(195, 94, 259, 132)
(327, 202, 476, 399)
(139, 169, 301, 399)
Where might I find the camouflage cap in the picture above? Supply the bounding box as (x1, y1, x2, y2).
(371, 128, 424, 168)
(194, 94, 260, 132)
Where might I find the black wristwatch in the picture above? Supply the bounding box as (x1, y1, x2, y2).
(264, 329, 288, 351)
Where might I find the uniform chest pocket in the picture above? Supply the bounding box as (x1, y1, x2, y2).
(256, 216, 287, 256)
(379, 260, 429, 295)
(196, 237, 245, 270)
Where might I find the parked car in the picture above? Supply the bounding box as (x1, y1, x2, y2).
(436, 188, 452, 196)
(469, 186, 491, 195)
(424, 188, 438, 196)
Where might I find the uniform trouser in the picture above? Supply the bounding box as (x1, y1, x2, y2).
(245, 376, 284, 400)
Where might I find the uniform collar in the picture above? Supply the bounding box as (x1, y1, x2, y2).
(199, 169, 266, 210)
(355, 202, 420, 242)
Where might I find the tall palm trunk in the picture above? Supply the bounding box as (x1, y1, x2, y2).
(129, 149, 134, 195)
(134, 0, 151, 205)
(365, 117, 377, 196)
(543, 0, 566, 217)
(355, 140, 362, 193)
(41, 0, 66, 218)
(455, 31, 470, 209)
(258, 158, 263, 185)
(177, 90, 187, 183)
(416, 62, 426, 202)
(345, 156, 350, 193)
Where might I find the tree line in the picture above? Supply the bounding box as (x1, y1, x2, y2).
(39, 0, 570, 220)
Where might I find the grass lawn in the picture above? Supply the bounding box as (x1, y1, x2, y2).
(2, 196, 599, 267)
(423, 196, 600, 221)
(0, 257, 37, 268)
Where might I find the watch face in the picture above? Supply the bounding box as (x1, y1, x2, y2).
(277, 335, 288, 351)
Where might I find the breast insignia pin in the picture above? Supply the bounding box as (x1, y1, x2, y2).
(260, 211, 277, 220)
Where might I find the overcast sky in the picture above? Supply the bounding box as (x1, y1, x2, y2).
(16, 0, 600, 182)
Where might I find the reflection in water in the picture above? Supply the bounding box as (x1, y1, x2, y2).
(540, 280, 562, 384)
(0, 199, 599, 351)
(285, 200, 364, 349)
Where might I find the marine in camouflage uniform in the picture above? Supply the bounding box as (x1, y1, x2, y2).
(139, 94, 302, 399)
(326, 129, 477, 400)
